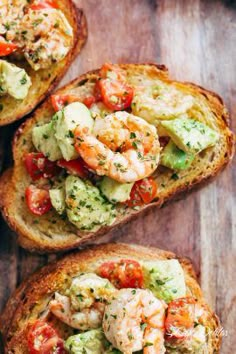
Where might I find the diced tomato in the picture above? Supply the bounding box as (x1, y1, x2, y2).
(26, 185, 52, 216)
(83, 95, 96, 108)
(126, 177, 158, 207)
(93, 81, 102, 101)
(27, 320, 65, 354)
(25, 152, 60, 180)
(97, 78, 133, 111)
(51, 94, 81, 112)
(165, 297, 196, 340)
(135, 177, 158, 204)
(126, 183, 143, 207)
(0, 41, 18, 56)
(99, 259, 143, 289)
(95, 63, 133, 111)
(29, 0, 59, 11)
(57, 158, 89, 178)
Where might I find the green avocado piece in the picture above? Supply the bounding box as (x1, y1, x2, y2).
(32, 120, 63, 161)
(142, 260, 186, 303)
(99, 177, 134, 203)
(65, 329, 122, 354)
(55, 102, 94, 161)
(65, 176, 116, 231)
(161, 140, 195, 170)
(0, 60, 31, 100)
(65, 329, 104, 354)
(160, 117, 220, 154)
(49, 187, 65, 215)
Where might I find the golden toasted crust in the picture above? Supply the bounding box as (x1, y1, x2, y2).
(0, 1, 88, 126)
(0, 63, 234, 253)
(0, 243, 222, 353)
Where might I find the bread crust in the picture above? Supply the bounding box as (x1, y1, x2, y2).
(0, 63, 234, 253)
(0, 243, 222, 353)
(0, 1, 88, 126)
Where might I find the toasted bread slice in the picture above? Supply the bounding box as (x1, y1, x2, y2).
(0, 243, 222, 353)
(0, 1, 87, 126)
(0, 64, 234, 252)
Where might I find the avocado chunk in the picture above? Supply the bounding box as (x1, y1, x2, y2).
(99, 177, 134, 203)
(161, 140, 195, 170)
(160, 117, 220, 154)
(0, 60, 31, 100)
(65, 329, 104, 354)
(49, 187, 65, 215)
(32, 120, 63, 161)
(55, 102, 94, 161)
(142, 260, 186, 303)
(65, 176, 116, 231)
(65, 329, 121, 354)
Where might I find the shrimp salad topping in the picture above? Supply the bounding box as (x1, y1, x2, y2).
(0, 0, 73, 99)
(27, 258, 210, 353)
(24, 63, 220, 232)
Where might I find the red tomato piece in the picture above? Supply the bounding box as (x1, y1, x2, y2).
(135, 177, 158, 204)
(165, 297, 196, 340)
(126, 177, 158, 207)
(98, 78, 133, 111)
(126, 183, 143, 207)
(99, 259, 144, 289)
(27, 320, 65, 354)
(57, 158, 89, 178)
(0, 40, 18, 56)
(26, 185, 52, 216)
(29, 0, 59, 10)
(51, 94, 81, 112)
(83, 95, 96, 108)
(25, 152, 60, 180)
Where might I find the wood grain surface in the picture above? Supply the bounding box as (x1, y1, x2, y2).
(0, 0, 235, 352)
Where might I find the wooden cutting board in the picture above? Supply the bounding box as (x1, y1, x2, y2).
(0, 1, 235, 352)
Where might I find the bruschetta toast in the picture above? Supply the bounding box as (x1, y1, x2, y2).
(0, 63, 234, 252)
(0, 243, 222, 353)
(0, 0, 87, 126)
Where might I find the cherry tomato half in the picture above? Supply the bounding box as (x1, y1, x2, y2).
(57, 158, 89, 178)
(29, 0, 59, 11)
(0, 41, 18, 56)
(98, 78, 133, 111)
(25, 152, 60, 180)
(26, 185, 52, 216)
(126, 177, 158, 207)
(165, 297, 196, 340)
(27, 320, 65, 354)
(51, 94, 80, 112)
(99, 259, 144, 289)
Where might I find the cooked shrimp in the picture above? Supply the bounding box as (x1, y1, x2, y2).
(0, 0, 27, 35)
(132, 85, 194, 124)
(7, 8, 73, 70)
(49, 273, 115, 330)
(103, 288, 167, 354)
(75, 111, 160, 183)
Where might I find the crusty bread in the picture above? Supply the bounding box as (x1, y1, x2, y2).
(0, 1, 87, 126)
(0, 243, 222, 353)
(0, 64, 234, 253)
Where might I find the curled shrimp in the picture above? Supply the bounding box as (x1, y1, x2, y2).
(7, 7, 73, 70)
(132, 85, 194, 124)
(74, 111, 160, 183)
(103, 288, 167, 354)
(49, 273, 115, 330)
(0, 0, 27, 35)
